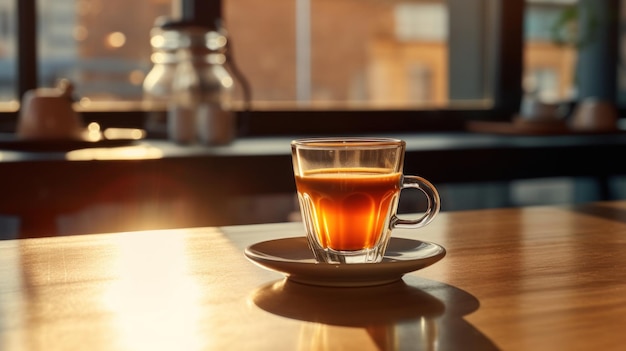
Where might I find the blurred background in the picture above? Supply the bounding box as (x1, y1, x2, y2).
(1, 0, 626, 237)
(0, 0, 591, 105)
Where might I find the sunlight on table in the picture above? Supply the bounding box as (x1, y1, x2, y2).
(102, 231, 205, 351)
(65, 145, 163, 161)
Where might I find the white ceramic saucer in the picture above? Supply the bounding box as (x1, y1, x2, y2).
(244, 237, 446, 287)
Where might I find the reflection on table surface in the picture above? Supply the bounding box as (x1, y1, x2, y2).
(1, 201, 626, 350)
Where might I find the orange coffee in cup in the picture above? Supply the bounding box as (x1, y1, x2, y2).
(295, 167, 401, 251)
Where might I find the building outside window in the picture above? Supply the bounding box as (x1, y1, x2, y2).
(0, 0, 622, 127)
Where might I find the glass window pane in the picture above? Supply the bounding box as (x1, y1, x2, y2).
(225, 0, 490, 109)
(32, 0, 496, 111)
(523, 0, 578, 103)
(37, 0, 173, 105)
(0, 0, 17, 107)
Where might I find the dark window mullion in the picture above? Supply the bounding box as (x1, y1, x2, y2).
(492, 0, 524, 114)
(180, 0, 222, 29)
(17, 0, 37, 101)
(449, 0, 524, 118)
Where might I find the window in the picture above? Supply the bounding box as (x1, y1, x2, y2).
(523, 0, 578, 102)
(36, 0, 173, 104)
(6, 0, 622, 136)
(225, 0, 455, 108)
(522, 0, 626, 111)
(0, 0, 16, 106)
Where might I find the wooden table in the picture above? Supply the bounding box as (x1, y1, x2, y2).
(1, 201, 625, 350)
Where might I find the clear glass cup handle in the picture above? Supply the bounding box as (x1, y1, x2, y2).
(391, 175, 441, 229)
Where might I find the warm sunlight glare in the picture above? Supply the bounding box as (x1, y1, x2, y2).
(106, 32, 127, 49)
(220, 76, 234, 89)
(103, 231, 205, 351)
(103, 128, 146, 140)
(65, 145, 163, 161)
(150, 34, 165, 48)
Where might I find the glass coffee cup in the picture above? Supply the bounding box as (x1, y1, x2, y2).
(291, 137, 440, 264)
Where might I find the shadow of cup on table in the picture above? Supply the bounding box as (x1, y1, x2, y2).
(249, 277, 499, 350)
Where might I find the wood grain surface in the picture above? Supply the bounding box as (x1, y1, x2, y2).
(1, 201, 625, 350)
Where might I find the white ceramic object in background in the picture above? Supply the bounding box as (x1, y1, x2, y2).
(17, 79, 83, 140)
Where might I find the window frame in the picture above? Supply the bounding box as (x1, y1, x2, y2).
(5, 0, 535, 137)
